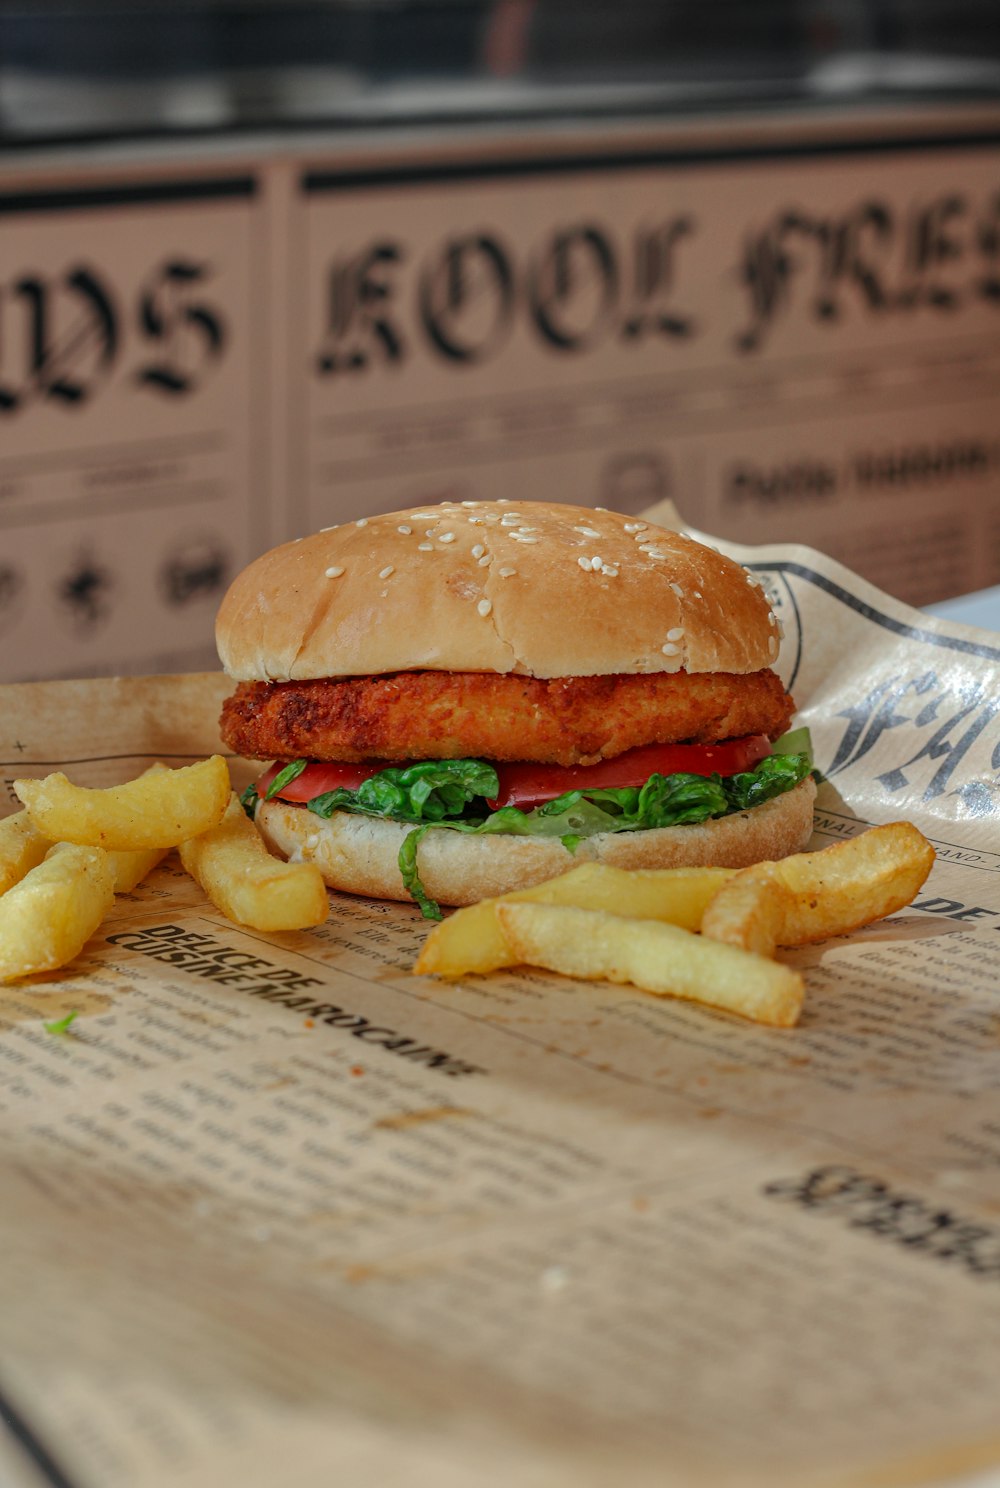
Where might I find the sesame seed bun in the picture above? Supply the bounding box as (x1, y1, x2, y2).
(215, 501, 780, 682)
(256, 776, 817, 908)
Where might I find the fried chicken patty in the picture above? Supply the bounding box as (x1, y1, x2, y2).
(221, 669, 795, 767)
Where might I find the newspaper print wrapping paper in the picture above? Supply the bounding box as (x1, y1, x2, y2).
(0, 524, 999, 1488)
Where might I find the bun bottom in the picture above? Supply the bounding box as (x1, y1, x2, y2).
(257, 776, 817, 909)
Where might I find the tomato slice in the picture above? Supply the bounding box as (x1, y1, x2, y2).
(487, 736, 772, 810)
(256, 759, 387, 801)
(257, 735, 771, 812)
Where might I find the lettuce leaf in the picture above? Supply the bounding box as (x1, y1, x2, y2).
(308, 759, 498, 824)
(772, 726, 814, 764)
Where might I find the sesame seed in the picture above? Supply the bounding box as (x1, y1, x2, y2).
(594, 506, 608, 512)
(768, 613, 776, 627)
(411, 513, 438, 521)
(591, 555, 602, 568)
(438, 532, 456, 544)
(661, 642, 680, 656)
(320, 524, 339, 532)
(397, 524, 412, 535)
(471, 543, 485, 559)
(573, 526, 601, 538)
(666, 626, 685, 641)
(693, 591, 702, 599)
(623, 522, 647, 533)
(601, 565, 619, 577)
(578, 556, 593, 571)
(746, 573, 762, 588)
(515, 535, 539, 544)
(355, 518, 368, 527)
(477, 599, 493, 617)
(517, 526, 537, 534)
(477, 554, 491, 567)
(498, 566, 517, 578)
(768, 636, 778, 657)
(325, 565, 344, 578)
(669, 582, 684, 598)
(417, 542, 433, 552)
(776, 619, 785, 638)
(468, 516, 484, 525)
(423, 528, 437, 537)
(379, 565, 394, 579)
(500, 514, 520, 527)
(461, 500, 478, 507)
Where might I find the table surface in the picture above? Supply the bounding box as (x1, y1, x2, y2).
(923, 582, 1000, 632)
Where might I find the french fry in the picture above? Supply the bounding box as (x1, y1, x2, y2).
(493, 902, 804, 1027)
(13, 756, 230, 851)
(697, 866, 789, 959)
(702, 822, 936, 955)
(0, 810, 50, 896)
(179, 793, 329, 932)
(107, 846, 170, 894)
(0, 843, 115, 984)
(414, 862, 737, 978)
(105, 764, 170, 892)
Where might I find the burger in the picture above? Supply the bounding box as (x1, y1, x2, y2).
(216, 500, 815, 918)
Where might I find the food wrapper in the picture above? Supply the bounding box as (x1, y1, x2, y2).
(1, 521, 999, 1488)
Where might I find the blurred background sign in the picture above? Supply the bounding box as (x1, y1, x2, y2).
(0, 163, 269, 679)
(2, 0, 1000, 679)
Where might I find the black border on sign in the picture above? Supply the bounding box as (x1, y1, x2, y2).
(0, 1384, 81, 1488)
(301, 127, 1000, 193)
(0, 176, 256, 216)
(755, 561, 1000, 663)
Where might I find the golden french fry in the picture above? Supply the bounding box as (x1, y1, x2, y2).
(702, 821, 936, 954)
(0, 810, 50, 896)
(107, 846, 170, 894)
(0, 842, 115, 984)
(13, 756, 230, 851)
(696, 867, 788, 959)
(494, 903, 804, 1027)
(414, 862, 737, 979)
(105, 764, 171, 891)
(179, 793, 328, 932)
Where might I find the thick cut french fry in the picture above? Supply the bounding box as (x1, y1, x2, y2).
(179, 793, 328, 931)
(0, 842, 115, 984)
(13, 756, 230, 851)
(494, 903, 804, 1027)
(105, 765, 171, 891)
(414, 862, 737, 979)
(107, 846, 170, 894)
(0, 810, 50, 896)
(697, 866, 788, 959)
(702, 822, 936, 954)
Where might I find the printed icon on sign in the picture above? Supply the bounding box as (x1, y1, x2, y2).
(601, 452, 670, 515)
(56, 550, 114, 634)
(0, 563, 24, 637)
(159, 534, 230, 607)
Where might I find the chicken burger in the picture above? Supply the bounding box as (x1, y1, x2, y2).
(216, 500, 815, 917)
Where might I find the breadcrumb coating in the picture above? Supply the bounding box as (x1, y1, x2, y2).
(220, 668, 794, 767)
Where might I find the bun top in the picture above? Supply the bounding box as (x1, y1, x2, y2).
(216, 500, 781, 681)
